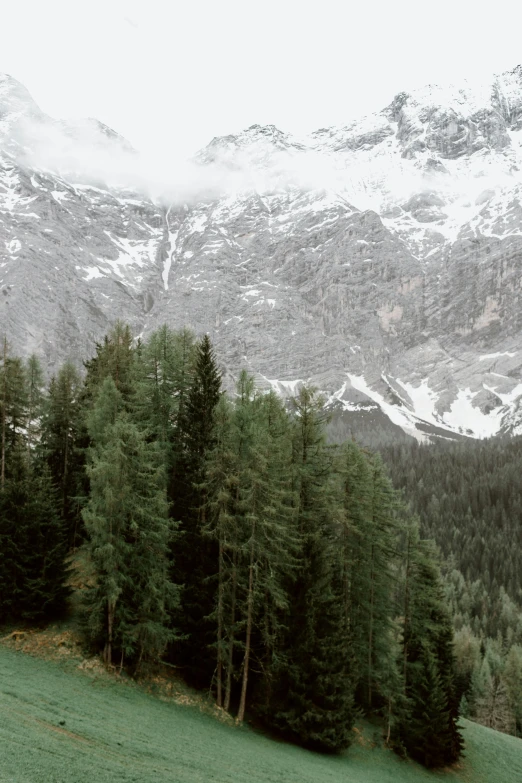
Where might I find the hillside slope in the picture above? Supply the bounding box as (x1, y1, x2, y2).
(0, 644, 520, 783)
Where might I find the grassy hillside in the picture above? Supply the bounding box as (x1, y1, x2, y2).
(1, 643, 521, 783)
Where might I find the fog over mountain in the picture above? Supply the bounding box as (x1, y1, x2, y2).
(2, 67, 522, 441)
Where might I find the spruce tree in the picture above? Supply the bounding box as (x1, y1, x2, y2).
(265, 386, 354, 752)
(398, 536, 463, 767)
(172, 334, 221, 684)
(203, 379, 298, 719)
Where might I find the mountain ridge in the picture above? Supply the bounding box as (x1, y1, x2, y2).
(2, 67, 522, 441)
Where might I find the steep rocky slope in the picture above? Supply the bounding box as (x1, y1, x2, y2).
(2, 68, 522, 440)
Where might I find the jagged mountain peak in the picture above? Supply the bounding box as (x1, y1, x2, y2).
(0, 72, 37, 105)
(197, 123, 307, 167)
(56, 116, 136, 155)
(0, 74, 134, 173)
(0, 73, 45, 139)
(2, 69, 522, 443)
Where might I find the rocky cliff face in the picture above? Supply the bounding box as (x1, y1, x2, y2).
(2, 68, 522, 441)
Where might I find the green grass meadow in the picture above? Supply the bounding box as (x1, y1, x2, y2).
(1, 645, 521, 783)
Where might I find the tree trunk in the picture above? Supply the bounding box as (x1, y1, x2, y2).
(224, 550, 237, 713)
(237, 526, 255, 724)
(368, 543, 375, 707)
(403, 532, 412, 690)
(63, 417, 69, 519)
(216, 538, 224, 708)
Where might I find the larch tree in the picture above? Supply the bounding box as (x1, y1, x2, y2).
(25, 354, 45, 455)
(82, 377, 177, 670)
(203, 392, 240, 709)
(0, 341, 28, 488)
(232, 375, 297, 724)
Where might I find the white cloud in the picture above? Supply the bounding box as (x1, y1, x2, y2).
(1, 0, 521, 161)
(2, 0, 521, 211)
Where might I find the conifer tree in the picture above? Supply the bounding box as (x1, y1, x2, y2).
(82, 378, 176, 669)
(228, 375, 297, 723)
(133, 325, 180, 449)
(82, 322, 135, 408)
(202, 393, 238, 708)
(337, 442, 404, 724)
(337, 441, 373, 687)
(503, 644, 522, 736)
(248, 389, 298, 716)
(0, 445, 70, 623)
(169, 327, 197, 470)
(0, 341, 28, 487)
(265, 386, 354, 752)
(203, 379, 297, 718)
(398, 536, 463, 767)
(25, 354, 45, 454)
(172, 334, 221, 684)
(472, 643, 516, 733)
(40, 362, 84, 547)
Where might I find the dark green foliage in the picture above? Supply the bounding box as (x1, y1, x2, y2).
(0, 449, 70, 624)
(381, 438, 522, 639)
(40, 362, 84, 547)
(82, 322, 136, 403)
(25, 354, 45, 453)
(398, 537, 463, 767)
(81, 378, 176, 669)
(381, 437, 522, 739)
(268, 580, 354, 753)
(171, 334, 222, 685)
(203, 376, 298, 721)
(0, 326, 468, 768)
(132, 325, 183, 450)
(339, 445, 402, 712)
(263, 387, 355, 752)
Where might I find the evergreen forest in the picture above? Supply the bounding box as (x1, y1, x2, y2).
(381, 440, 522, 737)
(3, 322, 507, 768)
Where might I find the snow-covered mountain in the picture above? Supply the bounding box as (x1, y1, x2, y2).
(2, 68, 522, 441)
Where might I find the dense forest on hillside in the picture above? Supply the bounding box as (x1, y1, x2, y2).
(381, 440, 522, 737)
(0, 324, 465, 767)
(0, 323, 522, 766)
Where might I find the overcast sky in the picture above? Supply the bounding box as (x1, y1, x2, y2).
(2, 0, 521, 160)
